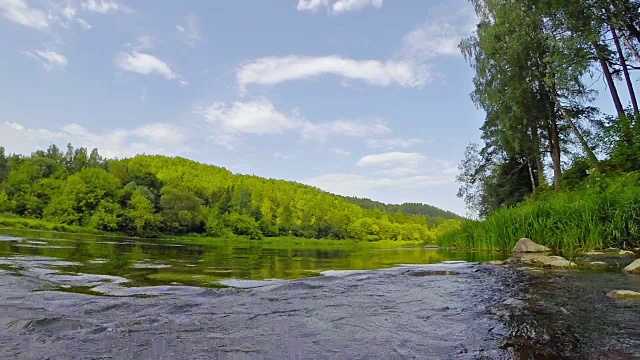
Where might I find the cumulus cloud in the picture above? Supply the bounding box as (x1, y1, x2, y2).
(25, 49, 68, 71)
(115, 51, 186, 85)
(357, 152, 425, 168)
(237, 55, 428, 93)
(0, 121, 189, 158)
(0, 0, 49, 30)
(302, 172, 453, 197)
(196, 99, 300, 135)
(194, 99, 397, 148)
(81, 0, 130, 14)
(297, 0, 382, 15)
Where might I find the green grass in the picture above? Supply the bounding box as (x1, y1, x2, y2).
(0, 214, 428, 249)
(437, 174, 640, 253)
(0, 213, 107, 235)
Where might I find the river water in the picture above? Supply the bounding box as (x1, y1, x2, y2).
(0, 230, 639, 359)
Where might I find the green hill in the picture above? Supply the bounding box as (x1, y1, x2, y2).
(342, 197, 463, 224)
(0, 145, 458, 242)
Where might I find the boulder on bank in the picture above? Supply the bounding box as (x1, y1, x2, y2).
(608, 290, 640, 300)
(512, 238, 550, 253)
(623, 259, 640, 274)
(520, 254, 576, 268)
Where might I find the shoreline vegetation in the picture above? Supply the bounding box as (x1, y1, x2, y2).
(442, 0, 640, 252)
(0, 147, 460, 245)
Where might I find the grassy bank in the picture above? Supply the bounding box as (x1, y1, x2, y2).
(438, 174, 640, 252)
(0, 214, 429, 248)
(0, 213, 108, 235)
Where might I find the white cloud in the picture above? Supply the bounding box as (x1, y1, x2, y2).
(303, 172, 452, 198)
(0, 121, 189, 158)
(332, 0, 382, 14)
(297, 0, 382, 15)
(195, 99, 395, 148)
(81, 0, 129, 14)
(115, 51, 186, 84)
(357, 151, 425, 168)
(196, 99, 300, 135)
(301, 119, 390, 141)
(398, 1, 477, 61)
(366, 137, 423, 149)
(76, 17, 91, 29)
(25, 49, 68, 71)
(237, 55, 428, 92)
(0, 0, 49, 30)
(176, 13, 202, 47)
(62, 4, 76, 19)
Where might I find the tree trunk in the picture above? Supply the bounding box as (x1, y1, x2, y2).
(531, 123, 546, 187)
(527, 158, 536, 192)
(558, 102, 600, 164)
(593, 41, 626, 119)
(545, 113, 562, 190)
(611, 24, 640, 119)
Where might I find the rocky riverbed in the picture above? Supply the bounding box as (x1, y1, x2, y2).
(1, 260, 639, 359)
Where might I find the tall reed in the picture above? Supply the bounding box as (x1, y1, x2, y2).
(438, 174, 640, 252)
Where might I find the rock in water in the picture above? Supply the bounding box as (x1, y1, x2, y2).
(623, 259, 640, 274)
(486, 260, 505, 266)
(608, 290, 640, 300)
(512, 238, 550, 253)
(520, 254, 576, 268)
(619, 250, 635, 257)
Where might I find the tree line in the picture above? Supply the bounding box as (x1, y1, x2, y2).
(458, 0, 640, 216)
(0, 144, 458, 241)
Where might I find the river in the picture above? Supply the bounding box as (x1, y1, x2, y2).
(0, 230, 639, 359)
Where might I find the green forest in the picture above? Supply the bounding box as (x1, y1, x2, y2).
(0, 144, 459, 242)
(444, 0, 640, 251)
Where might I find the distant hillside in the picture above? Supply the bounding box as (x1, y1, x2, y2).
(0, 146, 458, 241)
(342, 197, 464, 224)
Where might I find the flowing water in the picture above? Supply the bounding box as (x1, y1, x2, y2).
(0, 229, 639, 359)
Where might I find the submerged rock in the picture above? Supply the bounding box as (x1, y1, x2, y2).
(619, 250, 636, 257)
(486, 260, 505, 266)
(583, 251, 605, 256)
(512, 238, 550, 253)
(423, 245, 440, 250)
(622, 259, 640, 274)
(404, 270, 459, 276)
(607, 290, 640, 300)
(520, 254, 576, 268)
(589, 261, 608, 268)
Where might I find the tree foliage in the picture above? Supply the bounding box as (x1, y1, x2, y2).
(459, 0, 640, 217)
(0, 145, 457, 241)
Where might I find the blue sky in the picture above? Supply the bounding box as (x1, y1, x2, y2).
(0, 0, 487, 215)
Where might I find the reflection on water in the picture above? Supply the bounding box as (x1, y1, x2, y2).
(0, 229, 507, 290)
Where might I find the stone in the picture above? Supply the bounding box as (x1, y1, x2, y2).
(423, 245, 440, 250)
(520, 254, 576, 268)
(512, 238, 550, 253)
(619, 250, 636, 257)
(623, 259, 640, 274)
(607, 290, 640, 300)
(404, 270, 459, 277)
(486, 260, 505, 266)
(583, 251, 605, 256)
(589, 261, 608, 268)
